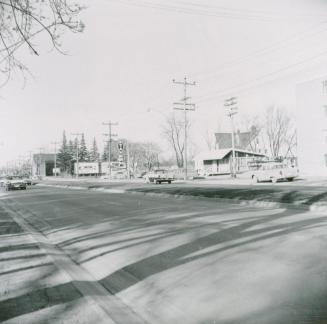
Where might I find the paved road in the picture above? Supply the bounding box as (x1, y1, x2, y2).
(1, 186, 327, 323)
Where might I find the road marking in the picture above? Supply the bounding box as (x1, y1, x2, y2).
(2, 200, 150, 324)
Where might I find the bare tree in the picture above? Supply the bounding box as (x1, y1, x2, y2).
(127, 141, 161, 173)
(162, 112, 189, 168)
(265, 106, 294, 158)
(143, 142, 161, 171)
(128, 142, 145, 174)
(239, 114, 263, 153)
(203, 129, 216, 151)
(0, 0, 84, 84)
(284, 129, 297, 158)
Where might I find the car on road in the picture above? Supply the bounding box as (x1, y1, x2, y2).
(0, 176, 27, 190)
(145, 169, 175, 184)
(250, 161, 298, 183)
(22, 177, 33, 185)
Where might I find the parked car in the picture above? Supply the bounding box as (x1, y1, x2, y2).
(250, 162, 298, 183)
(0, 176, 27, 190)
(22, 177, 33, 185)
(145, 169, 175, 184)
(0, 176, 7, 187)
(31, 175, 42, 181)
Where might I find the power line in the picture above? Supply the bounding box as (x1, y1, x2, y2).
(111, 0, 327, 23)
(189, 21, 327, 81)
(194, 47, 327, 104)
(168, 0, 327, 19)
(106, 1, 327, 115)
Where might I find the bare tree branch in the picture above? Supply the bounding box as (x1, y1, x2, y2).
(265, 106, 294, 159)
(162, 112, 190, 168)
(0, 0, 84, 84)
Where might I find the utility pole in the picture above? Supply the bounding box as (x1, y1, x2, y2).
(224, 97, 238, 178)
(51, 141, 60, 177)
(126, 140, 131, 180)
(173, 76, 196, 180)
(36, 147, 44, 177)
(71, 133, 82, 178)
(102, 121, 118, 178)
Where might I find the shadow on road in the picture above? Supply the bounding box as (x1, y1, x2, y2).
(2, 190, 327, 323)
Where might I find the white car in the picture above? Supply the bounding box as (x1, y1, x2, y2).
(0, 176, 27, 190)
(250, 162, 298, 183)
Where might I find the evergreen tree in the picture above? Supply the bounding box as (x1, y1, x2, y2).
(110, 139, 119, 161)
(79, 133, 89, 162)
(67, 140, 75, 175)
(102, 144, 109, 162)
(89, 137, 100, 162)
(57, 131, 71, 172)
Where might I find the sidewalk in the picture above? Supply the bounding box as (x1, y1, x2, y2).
(0, 204, 113, 324)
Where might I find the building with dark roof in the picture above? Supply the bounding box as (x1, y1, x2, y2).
(194, 148, 266, 175)
(32, 153, 55, 177)
(215, 127, 259, 151)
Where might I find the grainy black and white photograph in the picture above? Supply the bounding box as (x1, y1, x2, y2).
(1, 0, 327, 323)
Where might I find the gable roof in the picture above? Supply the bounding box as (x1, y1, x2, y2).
(215, 129, 257, 150)
(194, 148, 265, 161)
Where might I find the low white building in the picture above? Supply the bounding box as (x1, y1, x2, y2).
(194, 149, 265, 176)
(296, 77, 327, 176)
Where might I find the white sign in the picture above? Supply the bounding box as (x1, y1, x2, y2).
(74, 162, 99, 174)
(53, 168, 60, 174)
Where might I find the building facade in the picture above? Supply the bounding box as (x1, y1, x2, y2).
(194, 149, 265, 176)
(296, 77, 327, 176)
(32, 153, 55, 177)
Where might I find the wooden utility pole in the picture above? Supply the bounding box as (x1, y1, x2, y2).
(173, 77, 196, 180)
(224, 97, 238, 178)
(102, 121, 118, 178)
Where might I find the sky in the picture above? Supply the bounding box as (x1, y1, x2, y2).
(1, 0, 327, 166)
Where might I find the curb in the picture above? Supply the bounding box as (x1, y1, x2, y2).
(35, 183, 327, 212)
